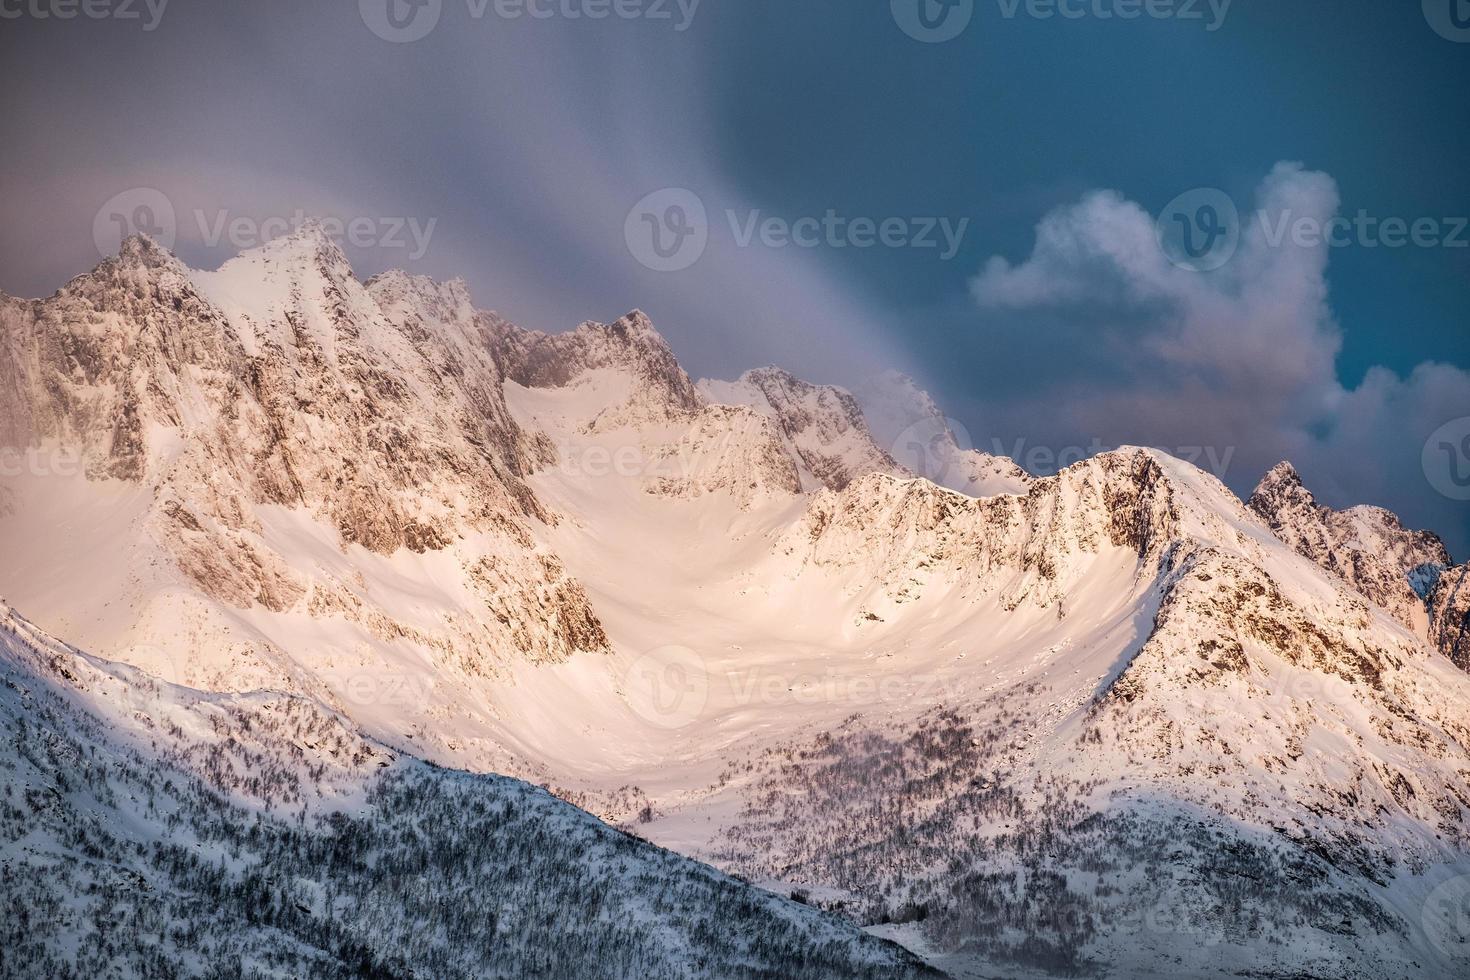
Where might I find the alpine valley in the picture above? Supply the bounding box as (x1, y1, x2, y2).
(2, 227, 1468, 979)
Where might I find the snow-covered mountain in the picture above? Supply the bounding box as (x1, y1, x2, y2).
(4, 233, 1470, 978)
(1249, 461, 1452, 631)
(0, 599, 932, 979)
(698, 367, 903, 492)
(1249, 460, 1469, 673)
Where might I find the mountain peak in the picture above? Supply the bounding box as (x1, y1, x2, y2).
(240, 218, 353, 273)
(1249, 458, 1454, 633)
(609, 308, 655, 333)
(699, 367, 899, 491)
(117, 231, 171, 262)
(1249, 460, 1315, 513)
(1259, 459, 1304, 490)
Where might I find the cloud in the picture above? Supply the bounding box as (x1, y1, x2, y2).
(967, 162, 1470, 554)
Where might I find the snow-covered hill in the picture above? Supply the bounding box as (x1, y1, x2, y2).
(4, 233, 1470, 978)
(0, 600, 934, 979)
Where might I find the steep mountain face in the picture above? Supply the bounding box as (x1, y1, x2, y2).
(698, 367, 903, 491)
(0, 230, 616, 773)
(492, 310, 703, 431)
(769, 449, 1175, 621)
(654, 449, 1470, 978)
(0, 601, 933, 980)
(852, 370, 1031, 497)
(6, 235, 1470, 979)
(1430, 563, 1470, 671)
(1249, 461, 1459, 648)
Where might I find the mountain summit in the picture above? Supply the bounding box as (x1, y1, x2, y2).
(3, 234, 1469, 979)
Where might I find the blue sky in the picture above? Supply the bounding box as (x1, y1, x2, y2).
(1, 0, 1466, 550)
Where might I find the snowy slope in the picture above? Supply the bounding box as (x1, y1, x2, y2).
(639, 450, 1470, 978)
(1249, 461, 1452, 632)
(699, 367, 904, 491)
(0, 230, 617, 777)
(5, 235, 1470, 978)
(0, 600, 936, 980)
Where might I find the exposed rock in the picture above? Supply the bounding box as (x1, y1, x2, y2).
(1429, 563, 1470, 671)
(493, 309, 703, 431)
(1248, 461, 1451, 631)
(699, 366, 903, 491)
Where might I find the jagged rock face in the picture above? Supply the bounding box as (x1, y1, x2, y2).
(1429, 564, 1470, 671)
(691, 448, 1470, 978)
(698, 367, 903, 491)
(1249, 461, 1451, 631)
(0, 230, 610, 722)
(496, 316, 805, 508)
(852, 369, 1030, 497)
(0, 236, 243, 481)
(776, 448, 1177, 613)
(641, 404, 804, 507)
(493, 309, 703, 431)
(1094, 542, 1470, 839)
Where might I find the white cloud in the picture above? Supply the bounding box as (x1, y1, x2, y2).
(967, 162, 1470, 553)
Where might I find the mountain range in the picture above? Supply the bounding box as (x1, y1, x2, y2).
(2, 226, 1468, 978)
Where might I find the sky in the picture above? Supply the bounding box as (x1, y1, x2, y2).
(0, 0, 1466, 551)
